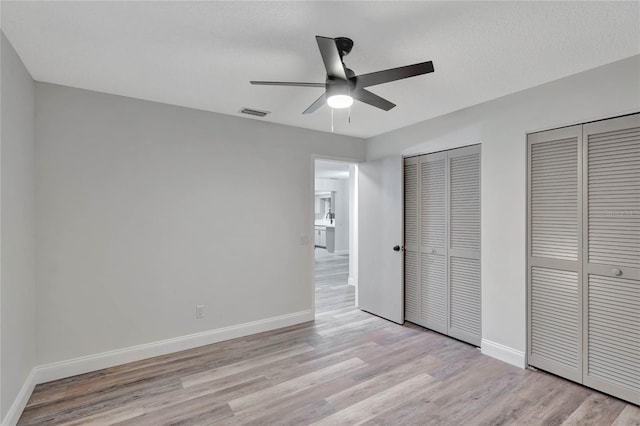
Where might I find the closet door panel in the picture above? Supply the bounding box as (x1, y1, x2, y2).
(421, 156, 447, 252)
(449, 256, 481, 343)
(404, 251, 419, 322)
(419, 153, 448, 334)
(585, 119, 640, 269)
(530, 266, 581, 381)
(527, 125, 582, 381)
(421, 253, 447, 333)
(447, 145, 481, 345)
(583, 114, 640, 405)
(530, 136, 580, 262)
(404, 158, 420, 323)
(585, 274, 640, 404)
(449, 150, 481, 253)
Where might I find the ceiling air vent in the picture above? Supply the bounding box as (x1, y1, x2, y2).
(240, 107, 270, 117)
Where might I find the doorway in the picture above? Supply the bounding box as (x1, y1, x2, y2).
(313, 159, 358, 315)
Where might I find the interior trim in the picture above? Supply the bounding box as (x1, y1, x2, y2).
(481, 338, 525, 369)
(2, 309, 313, 426)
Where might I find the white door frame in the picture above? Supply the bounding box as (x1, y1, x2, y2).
(310, 154, 361, 318)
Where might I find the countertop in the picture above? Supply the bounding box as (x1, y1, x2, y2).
(315, 221, 335, 228)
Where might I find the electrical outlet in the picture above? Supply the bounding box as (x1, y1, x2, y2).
(196, 304, 205, 319)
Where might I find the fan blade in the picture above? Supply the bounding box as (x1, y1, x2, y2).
(250, 81, 325, 88)
(355, 61, 434, 88)
(353, 89, 396, 111)
(315, 36, 347, 80)
(303, 93, 327, 114)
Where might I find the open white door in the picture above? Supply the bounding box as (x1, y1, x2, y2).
(358, 156, 404, 324)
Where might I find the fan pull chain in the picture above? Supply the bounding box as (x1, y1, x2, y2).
(348, 106, 351, 124)
(331, 107, 334, 133)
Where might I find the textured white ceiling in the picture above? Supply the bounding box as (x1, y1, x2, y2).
(2, 1, 639, 138)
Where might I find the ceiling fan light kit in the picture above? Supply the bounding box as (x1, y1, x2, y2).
(327, 95, 353, 109)
(250, 35, 434, 116)
(326, 83, 353, 109)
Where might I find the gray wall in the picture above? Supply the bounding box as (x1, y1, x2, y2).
(0, 32, 36, 420)
(35, 83, 365, 365)
(367, 54, 640, 359)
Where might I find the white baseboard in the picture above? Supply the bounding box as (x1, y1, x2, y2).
(34, 309, 313, 385)
(481, 338, 525, 369)
(2, 369, 37, 426)
(333, 249, 349, 255)
(2, 309, 313, 425)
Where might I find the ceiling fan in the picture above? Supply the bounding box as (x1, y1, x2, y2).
(250, 36, 434, 114)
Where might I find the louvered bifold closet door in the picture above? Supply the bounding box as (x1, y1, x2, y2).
(417, 152, 448, 334)
(447, 145, 481, 346)
(527, 125, 582, 382)
(404, 157, 420, 323)
(582, 114, 640, 405)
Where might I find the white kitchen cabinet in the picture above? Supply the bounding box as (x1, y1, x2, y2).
(315, 226, 326, 248)
(315, 225, 336, 252)
(326, 227, 335, 253)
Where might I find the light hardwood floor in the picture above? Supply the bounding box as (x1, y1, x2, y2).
(18, 249, 639, 425)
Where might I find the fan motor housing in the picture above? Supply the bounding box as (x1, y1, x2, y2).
(335, 37, 354, 57)
(326, 79, 355, 97)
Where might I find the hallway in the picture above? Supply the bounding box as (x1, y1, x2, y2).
(314, 248, 352, 316)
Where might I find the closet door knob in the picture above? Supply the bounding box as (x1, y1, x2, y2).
(611, 268, 622, 277)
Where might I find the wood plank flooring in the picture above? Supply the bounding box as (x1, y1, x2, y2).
(18, 249, 639, 425)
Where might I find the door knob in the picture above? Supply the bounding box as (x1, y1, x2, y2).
(611, 268, 623, 277)
(393, 245, 401, 252)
